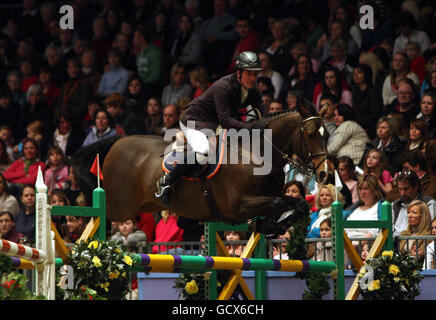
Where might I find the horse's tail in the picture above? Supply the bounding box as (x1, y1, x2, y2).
(71, 135, 122, 206)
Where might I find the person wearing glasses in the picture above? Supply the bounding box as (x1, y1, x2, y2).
(392, 170, 436, 237)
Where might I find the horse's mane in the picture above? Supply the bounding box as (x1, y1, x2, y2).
(263, 109, 300, 121)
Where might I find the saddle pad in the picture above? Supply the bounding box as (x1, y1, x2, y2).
(162, 130, 227, 181)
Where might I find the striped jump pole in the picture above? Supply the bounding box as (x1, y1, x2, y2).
(0, 239, 46, 264)
(132, 254, 336, 273)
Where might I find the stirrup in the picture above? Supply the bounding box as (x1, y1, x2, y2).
(155, 184, 171, 199)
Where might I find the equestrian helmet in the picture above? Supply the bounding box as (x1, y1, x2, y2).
(235, 51, 262, 71)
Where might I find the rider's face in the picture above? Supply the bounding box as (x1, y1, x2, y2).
(238, 70, 259, 90)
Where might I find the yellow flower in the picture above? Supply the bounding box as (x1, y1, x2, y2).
(185, 280, 199, 295)
(389, 264, 400, 276)
(114, 248, 121, 254)
(100, 282, 110, 292)
(92, 256, 102, 267)
(368, 280, 380, 291)
(88, 241, 100, 249)
(121, 272, 127, 278)
(382, 250, 394, 259)
(108, 270, 120, 280)
(123, 255, 133, 266)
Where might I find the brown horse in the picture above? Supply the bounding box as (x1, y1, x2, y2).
(75, 109, 333, 226)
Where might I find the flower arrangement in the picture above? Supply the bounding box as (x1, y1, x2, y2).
(61, 238, 136, 300)
(174, 270, 231, 300)
(358, 250, 424, 300)
(1, 271, 46, 300)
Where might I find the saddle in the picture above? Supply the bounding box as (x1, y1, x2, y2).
(161, 129, 227, 181)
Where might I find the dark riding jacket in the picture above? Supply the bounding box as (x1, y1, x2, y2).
(181, 73, 264, 131)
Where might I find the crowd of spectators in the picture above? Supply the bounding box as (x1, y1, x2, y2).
(0, 0, 436, 269)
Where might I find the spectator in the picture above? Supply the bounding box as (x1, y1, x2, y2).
(80, 49, 102, 97)
(105, 93, 145, 135)
(15, 185, 36, 244)
(169, 13, 204, 69)
(285, 90, 305, 112)
(63, 215, 87, 244)
(90, 17, 113, 68)
(416, 90, 436, 138)
(133, 25, 163, 98)
(359, 51, 387, 95)
(322, 38, 357, 85)
(51, 110, 85, 160)
(224, 230, 245, 257)
(261, 19, 294, 77)
(144, 97, 163, 135)
(401, 150, 434, 198)
(424, 217, 436, 270)
(112, 33, 137, 75)
(111, 218, 147, 247)
(161, 63, 193, 106)
(362, 149, 393, 195)
(6, 70, 26, 112)
(189, 67, 210, 99)
(351, 63, 383, 139)
(312, 218, 333, 262)
(257, 51, 283, 99)
(184, 0, 203, 32)
(313, 65, 352, 110)
(405, 119, 428, 153)
(156, 104, 180, 136)
(393, 11, 431, 55)
(386, 78, 420, 127)
(338, 156, 359, 204)
(98, 48, 130, 98)
(307, 184, 344, 239)
(136, 212, 156, 242)
(38, 65, 60, 111)
(273, 228, 291, 260)
(43, 146, 69, 195)
(43, 46, 67, 85)
(3, 138, 45, 196)
(392, 170, 436, 237)
(0, 88, 21, 141)
(126, 77, 147, 112)
(0, 172, 19, 217)
(104, 7, 121, 41)
(320, 20, 360, 62)
(420, 57, 436, 95)
(399, 200, 432, 263)
(152, 210, 184, 254)
(256, 77, 275, 96)
(19, 58, 38, 93)
(318, 93, 338, 144)
(280, 54, 320, 103)
(56, 57, 93, 131)
(405, 42, 426, 84)
(333, 5, 362, 48)
(327, 103, 369, 165)
(345, 174, 384, 247)
(200, 0, 239, 78)
(0, 126, 15, 163)
(382, 52, 419, 107)
(0, 211, 22, 243)
(150, 10, 174, 56)
(82, 108, 118, 147)
(226, 15, 261, 74)
(0, 140, 11, 172)
(365, 116, 405, 175)
(268, 99, 284, 113)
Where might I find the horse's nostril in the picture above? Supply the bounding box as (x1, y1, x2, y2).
(319, 171, 327, 181)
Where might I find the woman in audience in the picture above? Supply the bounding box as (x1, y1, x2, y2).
(338, 156, 359, 204)
(161, 63, 193, 106)
(189, 67, 210, 99)
(345, 174, 384, 247)
(359, 51, 387, 94)
(14, 185, 36, 244)
(424, 217, 436, 270)
(404, 119, 429, 153)
(257, 51, 283, 99)
(416, 90, 436, 138)
(0, 172, 18, 217)
(313, 64, 352, 109)
(328, 103, 369, 165)
(82, 108, 117, 147)
(382, 52, 419, 107)
(307, 184, 344, 239)
(144, 97, 163, 135)
(399, 200, 432, 263)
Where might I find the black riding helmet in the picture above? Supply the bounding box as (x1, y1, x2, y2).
(235, 51, 262, 71)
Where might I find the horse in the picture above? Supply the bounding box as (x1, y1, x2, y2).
(72, 109, 335, 233)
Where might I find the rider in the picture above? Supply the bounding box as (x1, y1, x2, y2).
(155, 51, 267, 207)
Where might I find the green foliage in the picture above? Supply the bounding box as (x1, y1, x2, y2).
(0, 255, 13, 275)
(359, 250, 424, 300)
(61, 238, 135, 300)
(174, 270, 231, 300)
(0, 271, 46, 300)
(285, 208, 331, 299)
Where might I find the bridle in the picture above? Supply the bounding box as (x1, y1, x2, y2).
(263, 114, 329, 180)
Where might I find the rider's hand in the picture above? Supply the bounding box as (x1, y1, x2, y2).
(251, 119, 267, 130)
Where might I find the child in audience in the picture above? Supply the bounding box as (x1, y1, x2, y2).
(111, 218, 147, 248)
(63, 215, 86, 244)
(224, 230, 246, 257)
(49, 189, 70, 235)
(312, 218, 333, 261)
(0, 126, 15, 162)
(424, 217, 436, 270)
(363, 149, 393, 195)
(338, 156, 359, 204)
(44, 146, 69, 194)
(361, 243, 370, 261)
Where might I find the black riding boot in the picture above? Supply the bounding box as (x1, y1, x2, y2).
(155, 162, 190, 208)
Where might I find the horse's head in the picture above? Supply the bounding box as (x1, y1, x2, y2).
(293, 116, 335, 184)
